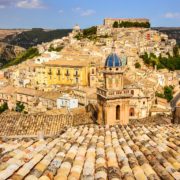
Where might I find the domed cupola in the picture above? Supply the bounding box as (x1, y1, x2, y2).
(105, 53, 122, 68)
(73, 24, 80, 31)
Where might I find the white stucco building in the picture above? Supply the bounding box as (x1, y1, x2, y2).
(57, 94, 78, 109)
(35, 51, 61, 64)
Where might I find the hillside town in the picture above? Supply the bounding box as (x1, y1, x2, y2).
(0, 11, 180, 180)
(0, 18, 178, 119)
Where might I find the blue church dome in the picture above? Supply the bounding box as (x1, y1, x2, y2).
(105, 53, 122, 67)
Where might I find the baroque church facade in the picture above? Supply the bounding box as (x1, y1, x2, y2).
(97, 48, 150, 125)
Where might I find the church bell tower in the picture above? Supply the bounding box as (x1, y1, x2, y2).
(97, 44, 131, 125)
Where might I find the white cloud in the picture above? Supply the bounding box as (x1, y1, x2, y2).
(58, 9, 64, 14)
(72, 7, 82, 12)
(72, 7, 95, 17)
(164, 12, 180, 19)
(81, 9, 95, 16)
(0, 5, 5, 9)
(16, 0, 45, 9)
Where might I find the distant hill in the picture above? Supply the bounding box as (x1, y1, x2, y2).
(0, 29, 28, 41)
(153, 27, 180, 45)
(2, 28, 72, 49)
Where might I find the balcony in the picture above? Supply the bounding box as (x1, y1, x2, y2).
(97, 87, 132, 99)
(65, 73, 70, 77)
(73, 73, 80, 77)
(48, 72, 52, 75)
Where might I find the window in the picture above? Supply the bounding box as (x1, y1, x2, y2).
(131, 90, 134, 95)
(76, 77, 79, 84)
(92, 69, 95, 74)
(129, 108, 135, 116)
(57, 69, 60, 75)
(48, 68, 52, 75)
(66, 69, 69, 76)
(116, 105, 120, 120)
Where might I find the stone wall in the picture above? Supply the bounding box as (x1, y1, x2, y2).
(173, 107, 180, 124)
(104, 18, 150, 27)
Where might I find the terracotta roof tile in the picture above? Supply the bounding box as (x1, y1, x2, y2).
(0, 124, 180, 179)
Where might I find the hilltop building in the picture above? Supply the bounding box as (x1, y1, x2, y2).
(69, 24, 81, 39)
(104, 18, 150, 27)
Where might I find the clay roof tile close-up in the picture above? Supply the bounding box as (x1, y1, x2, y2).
(0, 124, 180, 180)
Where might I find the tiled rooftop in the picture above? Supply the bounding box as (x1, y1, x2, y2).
(0, 124, 180, 180)
(0, 113, 92, 137)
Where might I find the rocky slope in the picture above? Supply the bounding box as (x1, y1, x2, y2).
(0, 43, 25, 67)
(0, 29, 27, 41)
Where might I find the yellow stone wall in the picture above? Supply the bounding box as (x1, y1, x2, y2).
(45, 66, 89, 86)
(35, 66, 48, 86)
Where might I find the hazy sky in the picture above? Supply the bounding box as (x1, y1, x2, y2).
(0, 0, 180, 29)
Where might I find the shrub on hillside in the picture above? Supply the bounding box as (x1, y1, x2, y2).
(16, 102, 25, 112)
(0, 102, 8, 113)
(135, 62, 141, 68)
(113, 21, 150, 28)
(2, 47, 39, 69)
(140, 50, 180, 70)
(48, 45, 64, 52)
(156, 86, 174, 102)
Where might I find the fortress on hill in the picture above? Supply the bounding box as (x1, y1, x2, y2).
(104, 18, 150, 26)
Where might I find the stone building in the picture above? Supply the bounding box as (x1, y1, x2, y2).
(44, 60, 89, 87)
(57, 94, 78, 109)
(104, 18, 150, 27)
(97, 48, 132, 125)
(171, 93, 180, 124)
(0, 86, 62, 113)
(97, 47, 150, 125)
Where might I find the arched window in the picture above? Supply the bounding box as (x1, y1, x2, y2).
(131, 90, 134, 95)
(129, 108, 135, 117)
(92, 69, 95, 74)
(116, 105, 120, 120)
(155, 98, 158, 104)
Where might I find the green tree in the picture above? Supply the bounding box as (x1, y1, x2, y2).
(141, 52, 180, 70)
(83, 26, 97, 36)
(118, 21, 151, 28)
(164, 86, 173, 102)
(113, 21, 119, 28)
(135, 62, 141, 68)
(16, 102, 25, 112)
(0, 102, 8, 113)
